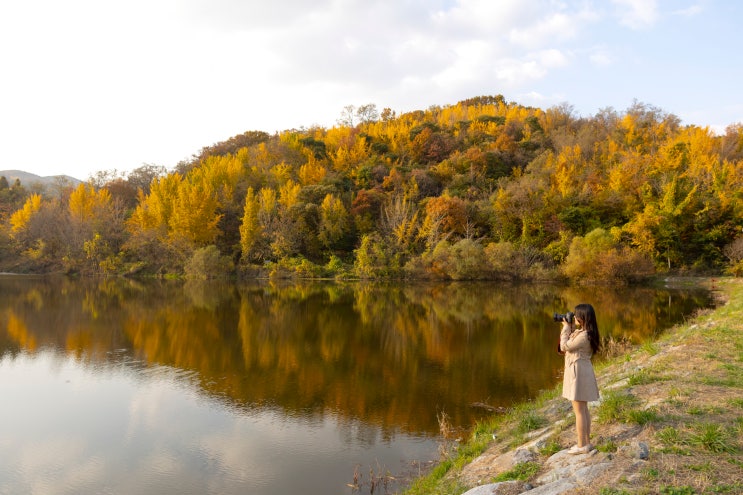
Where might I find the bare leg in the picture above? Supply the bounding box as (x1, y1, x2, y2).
(571, 400, 591, 447)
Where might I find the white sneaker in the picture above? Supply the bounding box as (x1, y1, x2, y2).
(567, 444, 593, 455)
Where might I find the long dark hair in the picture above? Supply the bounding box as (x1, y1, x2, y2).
(575, 303, 601, 354)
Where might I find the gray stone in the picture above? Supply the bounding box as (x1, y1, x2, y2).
(636, 441, 649, 460)
(461, 481, 521, 495)
(534, 448, 613, 491)
(522, 478, 577, 494)
(513, 448, 537, 465)
(618, 440, 649, 460)
(460, 446, 539, 486)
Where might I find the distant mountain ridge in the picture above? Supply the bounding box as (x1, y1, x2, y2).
(0, 170, 83, 188)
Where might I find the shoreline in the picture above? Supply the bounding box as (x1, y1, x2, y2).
(402, 277, 742, 495)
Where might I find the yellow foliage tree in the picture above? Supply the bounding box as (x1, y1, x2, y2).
(298, 157, 327, 185)
(549, 145, 584, 199)
(10, 193, 42, 236)
(319, 194, 348, 248)
(169, 178, 222, 246)
(331, 137, 368, 172)
(278, 180, 301, 209)
(126, 173, 182, 236)
(239, 187, 261, 261)
(68, 183, 112, 224)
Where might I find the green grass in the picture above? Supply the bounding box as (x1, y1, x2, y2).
(538, 437, 562, 456)
(516, 410, 548, 434)
(687, 405, 705, 415)
(643, 466, 660, 479)
(595, 437, 618, 453)
(628, 368, 665, 385)
(599, 489, 631, 495)
(595, 390, 662, 425)
(705, 482, 743, 493)
(656, 422, 739, 456)
(641, 340, 659, 356)
(686, 461, 713, 473)
(401, 458, 469, 495)
(625, 407, 661, 425)
(596, 390, 644, 424)
(492, 461, 540, 482)
(688, 422, 737, 454)
(660, 486, 696, 495)
(669, 385, 691, 398)
(656, 426, 692, 455)
(657, 426, 684, 445)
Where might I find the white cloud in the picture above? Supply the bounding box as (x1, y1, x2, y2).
(177, 0, 335, 30)
(508, 12, 580, 48)
(589, 48, 613, 67)
(535, 48, 570, 68)
(0, 0, 738, 178)
(611, 0, 659, 29)
(672, 2, 706, 17)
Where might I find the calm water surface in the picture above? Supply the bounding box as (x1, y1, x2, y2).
(0, 277, 713, 494)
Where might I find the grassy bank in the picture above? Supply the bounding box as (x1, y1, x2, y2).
(402, 277, 742, 495)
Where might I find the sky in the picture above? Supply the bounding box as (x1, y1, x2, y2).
(0, 0, 741, 181)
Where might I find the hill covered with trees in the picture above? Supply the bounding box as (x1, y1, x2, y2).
(1, 95, 742, 282)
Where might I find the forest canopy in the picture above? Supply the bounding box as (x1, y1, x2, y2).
(1, 96, 742, 282)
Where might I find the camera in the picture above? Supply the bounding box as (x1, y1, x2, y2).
(553, 311, 575, 324)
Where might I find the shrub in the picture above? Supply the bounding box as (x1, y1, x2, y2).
(562, 228, 654, 283)
(184, 245, 234, 280)
(447, 238, 485, 280)
(483, 241, 519, 279)
(354, 233, 403, 278)
(724, 236, 743, 277)
(483, 241, 553, 280)
(416, 239, 487, 280)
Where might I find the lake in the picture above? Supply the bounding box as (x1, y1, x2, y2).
(0, 276, 713, 494)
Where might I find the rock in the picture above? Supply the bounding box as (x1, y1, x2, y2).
(618, 440, 649, 460)
(636, 442, 649, 460)
(519, 428, 559, 451)
(534, 449, 613, 492)
(603, 377, 630, 390)
(460, 447, 537, 485)
(461, 481, 521, 495)
(513, 448, 537, 465)
(523, 478, 577, 494)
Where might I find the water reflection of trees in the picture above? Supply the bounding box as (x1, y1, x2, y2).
(0, 277, 712, 434)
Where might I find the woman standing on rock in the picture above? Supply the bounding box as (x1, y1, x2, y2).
(559, 303, 601, 454)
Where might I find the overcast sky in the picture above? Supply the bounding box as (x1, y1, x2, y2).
(0, 0, 740, 180)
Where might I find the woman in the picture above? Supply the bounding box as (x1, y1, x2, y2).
(559, 303, 601, 454)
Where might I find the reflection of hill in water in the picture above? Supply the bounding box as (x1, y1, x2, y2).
(0, 277, 713, 434)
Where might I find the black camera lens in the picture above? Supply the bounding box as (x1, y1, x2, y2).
(553, 312, 574, 323)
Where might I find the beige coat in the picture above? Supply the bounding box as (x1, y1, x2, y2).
(560, 326, 599, 402)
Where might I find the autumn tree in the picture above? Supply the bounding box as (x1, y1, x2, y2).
(318, 193, 349, 250)
(66, 183, 126, 272)
(3, 95, 741, 278)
